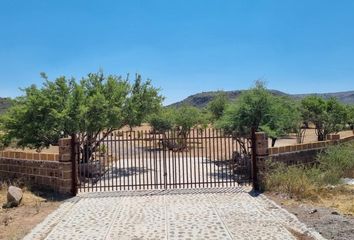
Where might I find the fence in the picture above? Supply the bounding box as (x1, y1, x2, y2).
(255, 133, 354, 189)
(268, 134, 354, 166)
(0, 139, 74, 194)
(76, 128, 253, 192)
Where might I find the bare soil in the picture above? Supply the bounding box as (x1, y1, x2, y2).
(271, 129, 354, 147)
(267, 187, 354, 240)
(0, 185, 65, 240)
(5, 125, 353, 154)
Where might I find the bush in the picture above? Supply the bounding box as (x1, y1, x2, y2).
(265, 161, 320, 199)
(265, 142, 354, 199)
(148, 111, 174, 134)
(317, 143, 354, 183)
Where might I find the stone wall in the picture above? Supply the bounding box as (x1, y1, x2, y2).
(255, 133, 354, 190)
(268, 135, 354, 166)
(0, 138, 74, 195)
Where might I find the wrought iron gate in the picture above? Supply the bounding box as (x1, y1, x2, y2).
(76, 128, 252, 192)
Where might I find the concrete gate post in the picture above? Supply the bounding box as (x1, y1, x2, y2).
(253, 132, 269, 191)
(251, 131, 269, 191)
(58, 137, 78, 196)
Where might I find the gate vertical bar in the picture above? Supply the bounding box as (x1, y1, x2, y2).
(189, 130, 193, 188)
(71, 134, 78, 196)
(129, 132, 133, 190)
(202, 129, 205, 187)
(133, 131, 137, 189)
(251, 128, 259, 191)
(192, 129, 196, 188)
(163, 135, 167, 189)
(110, 132, 114, 191)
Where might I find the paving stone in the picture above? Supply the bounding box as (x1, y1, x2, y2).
(24, 187, 324, 240)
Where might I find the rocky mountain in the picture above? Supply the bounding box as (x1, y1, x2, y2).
(168, 90, 354, 108)
(0, 97, 12, 114)
(1, 90, 353, 113)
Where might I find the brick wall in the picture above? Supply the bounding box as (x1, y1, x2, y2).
(254, 133, 354, 190)
(0, 151, 59, 161)
(268, 135, 354, 166)
(269, 149, 322, 166)
(0, 138, 74, 195)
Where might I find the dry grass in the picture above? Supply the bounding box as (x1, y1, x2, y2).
(265, 142, 354, 215)
(317, 185, 354, 215)
(0, 182, 63, 240)
(277, 185, 354, 216)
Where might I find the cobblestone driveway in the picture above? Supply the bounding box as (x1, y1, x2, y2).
(24, 187, 324, 240)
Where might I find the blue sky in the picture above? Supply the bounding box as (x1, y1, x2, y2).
(0, 0, 354, 105)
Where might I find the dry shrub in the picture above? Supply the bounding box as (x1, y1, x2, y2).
(317, 142, 354, 182)
(265, 162, 319, 199)
(265, 142, 354, 200)
(345, 203, 354, 214)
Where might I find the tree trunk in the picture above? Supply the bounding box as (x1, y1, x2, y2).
(177, 130, 189, 151)
(271, 138, 277, 147)
(81, 143, 94, 163)
(317, 132, 325, 141)
(296, 128, 306, 144)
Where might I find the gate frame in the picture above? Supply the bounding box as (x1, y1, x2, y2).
(251, 128, 259, 191)
(71, 134, 78, 196)
(72, 129, 260, 194)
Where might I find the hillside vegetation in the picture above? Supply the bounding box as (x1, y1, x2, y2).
(0, 97, 11, 114)
(169, 90, 354, 108)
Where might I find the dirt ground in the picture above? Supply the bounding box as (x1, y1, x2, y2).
(5, 125, 353, 154)
(272, 129, 354, 147)
(266, 185, 354, 240)
(0, 185, 64, 240)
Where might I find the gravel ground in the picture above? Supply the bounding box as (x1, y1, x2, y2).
(267, 194, 354, 240)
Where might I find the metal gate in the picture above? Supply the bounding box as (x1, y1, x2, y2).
(76, 128, 252, 192)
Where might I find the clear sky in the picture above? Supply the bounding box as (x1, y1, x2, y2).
(0, 0, 354, 105)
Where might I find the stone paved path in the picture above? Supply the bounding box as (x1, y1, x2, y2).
(24, 187, 324, 240)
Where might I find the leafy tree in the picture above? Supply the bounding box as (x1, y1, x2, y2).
(124, 74, 163, 130)
(261, 97, 302, 146)
(207, 92, 229, 121)
(301, 96, 348, 141)
(217, 82, 301, 146)
(347, 104, 354, 131)
(217, 82, 272, 135)
(174, 105, 206, 139)
(148, 109, 174, 134)
(173, 105, 207, 150)
(148, 105, 206, 150)
(0, 72, 163, 161)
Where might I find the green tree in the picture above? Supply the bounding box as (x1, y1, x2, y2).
(148, 109, 174, 134)
(301, 96, 348, 141)
(148, 106, 207, 135)
(207, 92, 229, 121)
(149, 105, 207, 150)
(217, 82, 301, 146)
(0, 72, 163, 161)
(217, 82, 272, 135)
(347, 104, 354, 131)
(174, 105, 206, 138)
(261, 97, 302, 146)
(124, 74, 163, 130)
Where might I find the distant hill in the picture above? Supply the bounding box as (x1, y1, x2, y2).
(168, 90, 354, 108)
(1, 90, 354, 113)
(0, 97, 12, 114)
